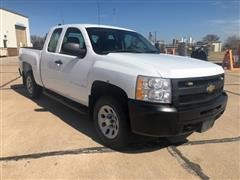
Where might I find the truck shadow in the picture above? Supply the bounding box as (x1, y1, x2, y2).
(11, 84, 187, 153)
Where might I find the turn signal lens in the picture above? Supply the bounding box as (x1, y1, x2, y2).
(136, 76, 144, 100)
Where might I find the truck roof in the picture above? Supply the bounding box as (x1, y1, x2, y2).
(52, 24, 135, 32)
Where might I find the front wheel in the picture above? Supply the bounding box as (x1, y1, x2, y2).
(25, 71, 42, 99)
(93, 96, 130, 149)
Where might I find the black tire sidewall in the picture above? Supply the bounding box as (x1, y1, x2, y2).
(25, 71, 42, 99)
(93, 96, 130, 149)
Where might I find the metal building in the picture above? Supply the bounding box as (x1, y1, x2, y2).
(0, 8, 31, 56)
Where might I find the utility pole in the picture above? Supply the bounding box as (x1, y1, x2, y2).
(97, 2, 100, 25)
(113, 8, 116, 25)
(154, 31, 157, 43)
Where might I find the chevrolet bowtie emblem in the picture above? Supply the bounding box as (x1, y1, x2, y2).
(206, 84, 215, 93)
(187, 82, 194, 86)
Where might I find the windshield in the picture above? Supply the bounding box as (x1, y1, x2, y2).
(86, 28, 159, 55)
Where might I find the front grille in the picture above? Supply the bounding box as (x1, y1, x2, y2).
(172, 74, 224, 107)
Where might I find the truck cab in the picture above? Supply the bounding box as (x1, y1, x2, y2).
(19, 24, 228, 149)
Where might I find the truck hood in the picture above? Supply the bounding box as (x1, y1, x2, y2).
(104, 53, 224, 78)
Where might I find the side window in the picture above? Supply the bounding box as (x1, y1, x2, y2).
(47, 28, 62, 52)
(61, 27, 86, 55)
(124, 34, 132, 48)
(91, 35, 99, 44)
(107, 34, 115, 40)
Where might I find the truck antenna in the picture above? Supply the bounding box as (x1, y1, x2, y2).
(60, 10, 65, 25)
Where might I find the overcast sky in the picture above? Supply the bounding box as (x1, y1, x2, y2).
(2, 0, 240, 42)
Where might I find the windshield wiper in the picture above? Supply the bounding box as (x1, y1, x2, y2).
(144, 50, 160, 54)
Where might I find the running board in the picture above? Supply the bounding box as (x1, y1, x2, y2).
(43, 89, 89, 114)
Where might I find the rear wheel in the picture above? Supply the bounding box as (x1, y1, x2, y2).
(93, 96, 130, 149)
(25, 71, 42, 99)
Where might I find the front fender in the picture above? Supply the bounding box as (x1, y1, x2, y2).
(87, 61, 138, 99)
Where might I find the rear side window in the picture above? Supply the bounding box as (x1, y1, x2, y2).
(47, 28, 62, 52)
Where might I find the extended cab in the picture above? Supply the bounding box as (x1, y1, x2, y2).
(19, 24, 228, 148)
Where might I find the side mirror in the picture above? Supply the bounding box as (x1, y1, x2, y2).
(62, 42, 87, 58)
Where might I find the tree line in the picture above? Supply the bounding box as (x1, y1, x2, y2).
(201, 34, 240, 50)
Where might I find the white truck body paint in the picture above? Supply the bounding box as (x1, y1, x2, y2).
(19, 24, 224, 106)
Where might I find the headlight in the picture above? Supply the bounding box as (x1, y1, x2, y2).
(136, 75, 171, 103)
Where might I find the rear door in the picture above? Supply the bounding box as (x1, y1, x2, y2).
(41, 28, 63, 92)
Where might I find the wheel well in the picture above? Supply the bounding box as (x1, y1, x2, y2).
(22, 62, 32, 73)
(89, 81, 129, 117)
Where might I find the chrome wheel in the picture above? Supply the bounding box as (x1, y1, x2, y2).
(26, 76, 33, 94)
(98, 105, 119, 139)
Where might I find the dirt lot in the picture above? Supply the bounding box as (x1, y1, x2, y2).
(1, 56, 240, 179)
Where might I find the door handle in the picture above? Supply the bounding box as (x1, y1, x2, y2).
(54, 60, 63, 66)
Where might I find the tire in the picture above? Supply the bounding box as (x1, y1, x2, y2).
(25, 71, 42, 99)
(93, 96, 130, 149)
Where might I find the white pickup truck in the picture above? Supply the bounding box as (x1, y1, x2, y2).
(19, 24, 227, 149)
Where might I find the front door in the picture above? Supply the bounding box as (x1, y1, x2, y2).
(51, 27, 91, 105)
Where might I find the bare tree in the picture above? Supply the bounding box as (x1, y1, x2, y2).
(223, 35, 240, 50)
(148, 32, 153, 42)
(202, 34, 220, 43)
(31, 35, 45, 49)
